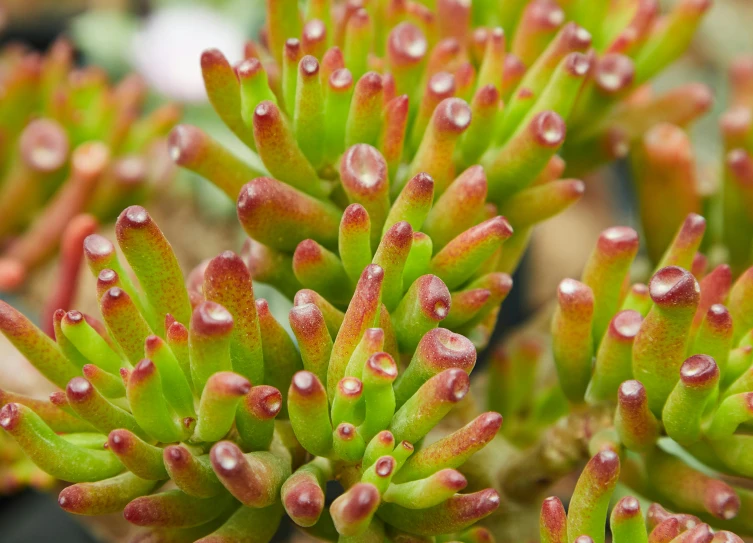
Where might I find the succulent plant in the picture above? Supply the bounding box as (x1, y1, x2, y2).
(539, 449, 745, 543)
(713, 57, 753, 276)
(627, 54, 753, 276)
(556, 0, 714, 175)
(0, 206, 507, 541)
(168, 0, 712, 306)
(0, 0, 721, 540)
(0, 39, 179, 291)
(482, 215, 752, 541)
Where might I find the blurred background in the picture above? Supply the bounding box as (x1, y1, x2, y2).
(0, 0, 752, 541)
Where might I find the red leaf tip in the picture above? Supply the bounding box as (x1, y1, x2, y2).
(192, 301, 234, 335)
(66, 377, 93, 402)
(339, 377, 363, 397)
(374, 455, 396, 477)
(531, 111, 566, 147)
(388, 22, 428, 65)
(300, 55, 319, 76)
(610, 310, 642, 340)
(366, 352, 398, 380)
(649, 266, 700, 307)
(618, 379, 647, 406)
(210, 441, 243, 473)
(0, 403, 20, 431)
(83, 234, 114, 260)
